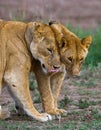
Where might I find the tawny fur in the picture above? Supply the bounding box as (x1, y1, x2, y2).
(0, 20, 61, 122)
(35, 22, 92, 115)
(0, 20, 92, 119)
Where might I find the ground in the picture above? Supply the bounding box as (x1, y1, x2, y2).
(0, 65, 101, 130)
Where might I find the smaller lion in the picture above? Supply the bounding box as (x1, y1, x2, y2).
(34, 21, 92, 116)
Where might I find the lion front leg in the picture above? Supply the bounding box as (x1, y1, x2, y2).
(35, 73, 56, 115)
(50, 71, 67, 115)
(4, 69, 52, 122)
(34, 63, 58, 115)
(34, 62, 66, 116)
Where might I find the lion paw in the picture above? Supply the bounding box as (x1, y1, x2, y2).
(46, 108, 67, 116)
(46, 108, 67, 120)
(56, 108, 67, 115)
(35, 113, 52, 122)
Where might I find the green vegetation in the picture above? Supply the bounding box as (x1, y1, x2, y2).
(60, 95, 72, 108)
(78, 99, 90, 109)
(1, 113, 101, 130)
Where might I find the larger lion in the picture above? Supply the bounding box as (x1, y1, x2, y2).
(33, 21, 92, 116)
(0, 20, 62, 121)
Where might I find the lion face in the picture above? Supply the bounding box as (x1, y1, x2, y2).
(59, 36, 92, 77)
(49, 22, 92, 77)
(25, 22, 61, 73)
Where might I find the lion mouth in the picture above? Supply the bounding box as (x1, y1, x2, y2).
(48, 69, 59, 73)
(42, 64, 59, 73)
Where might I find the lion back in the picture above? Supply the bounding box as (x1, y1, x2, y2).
(0, 21, 7, 83)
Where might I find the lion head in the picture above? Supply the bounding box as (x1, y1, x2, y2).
(25, 22, 61, 73)
(49, 21, 92, 77)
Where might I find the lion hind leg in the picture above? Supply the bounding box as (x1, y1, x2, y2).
(0, 85, 10, 119)
(0, 74, 10, 119)
(0, 106, 10, 119)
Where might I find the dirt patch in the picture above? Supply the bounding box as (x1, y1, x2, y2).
(1, 76, 101, 122)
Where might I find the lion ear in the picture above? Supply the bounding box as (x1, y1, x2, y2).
(49, 21, 62, 34)
(49, 21, 57, 25)
(25, 22, 41, 44)
(49, 21, 64, 48)
(81, 35, 92, 49)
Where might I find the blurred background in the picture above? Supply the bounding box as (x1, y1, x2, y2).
(0, 0, 101, 29)
(1, 1, 101, 129)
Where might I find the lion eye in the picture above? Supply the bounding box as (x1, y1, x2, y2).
(68, 57, 73, 62)
(80, 58, 84, 62)
(47, 48, 53, 54)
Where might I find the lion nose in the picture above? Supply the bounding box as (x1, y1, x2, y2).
(53, 65, 60, 70)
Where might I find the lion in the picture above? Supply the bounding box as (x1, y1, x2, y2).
(33, 21, 92, 116)
(0, 20, 61, 121)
